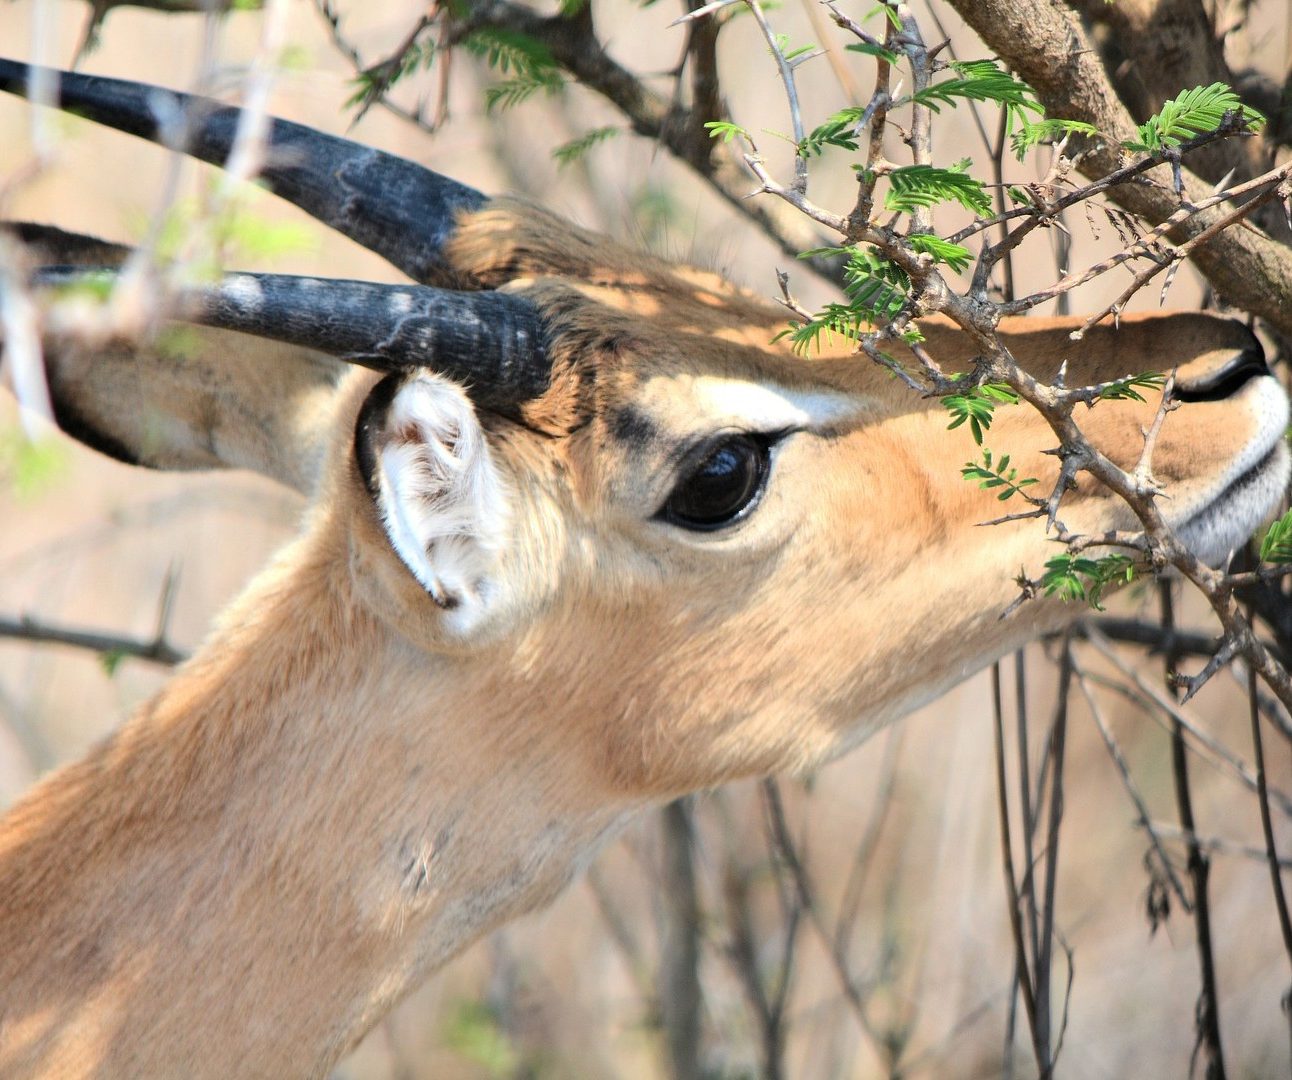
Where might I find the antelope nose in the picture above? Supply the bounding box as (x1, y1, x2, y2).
(1175, 340, 1269, 403)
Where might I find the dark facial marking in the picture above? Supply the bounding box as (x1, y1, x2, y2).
(609, 407, 660, 450)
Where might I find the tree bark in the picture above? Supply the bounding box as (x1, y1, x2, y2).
(945, 0, 1292, 337)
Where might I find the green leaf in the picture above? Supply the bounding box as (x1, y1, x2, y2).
(344, 41, 435, 111)
(1010, 118, 1099, 160)
(1096, 373, 1166, 403)
(775, 34, 816, 61)
(463, 27, 557, 76)
(864, 3, 902, 30)
(907, 233, 972, 272)
(962, 447, 1039, 501)
(484, 69, 565, 112)
(100, 648, 127, 678)
(1260, 509, 1292, 564)
(800, 106, 865, 157)
(781, 247, 920, 354)
(552, 126, 620, 167)
(884, 165, 992, 217)
(941, 383, 1018, 445)
(845, 42, 899, 65)
(0, 433, 69, 501)
(1123, 82, 1265, 152)
(442, 1000, 520, 1076)
(705, 120, 751, 144)
(1040, 553, 1136, 611)
(909, 60, 1043, 125)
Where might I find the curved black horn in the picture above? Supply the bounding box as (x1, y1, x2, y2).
(0, 60, 486, 286)
(34, 268, 551, 412)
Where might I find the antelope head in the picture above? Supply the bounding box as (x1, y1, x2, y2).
(0, 61, 1286, 1078)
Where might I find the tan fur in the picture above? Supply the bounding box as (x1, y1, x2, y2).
(0, 202, 1284, 1077)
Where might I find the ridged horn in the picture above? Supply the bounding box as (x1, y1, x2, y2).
(0, 60, 485, 286)
(33, 268, 551, 412)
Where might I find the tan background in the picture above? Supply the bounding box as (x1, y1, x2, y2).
(1, 1, 1291, 1076)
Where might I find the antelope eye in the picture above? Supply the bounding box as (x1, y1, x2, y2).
(661, 434, 772, 531)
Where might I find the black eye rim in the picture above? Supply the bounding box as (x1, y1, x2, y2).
(655, 430, 782, 533)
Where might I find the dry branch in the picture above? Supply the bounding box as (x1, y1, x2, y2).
(944, 0, 1292, 337)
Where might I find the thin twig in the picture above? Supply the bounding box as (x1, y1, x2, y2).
(1161, 584, 1227, 1080)
(0, 614, 186, 667)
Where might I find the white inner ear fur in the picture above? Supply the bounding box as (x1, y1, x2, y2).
(374, 373, 511, 629)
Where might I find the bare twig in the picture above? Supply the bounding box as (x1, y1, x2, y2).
(0, 614, 186, 667)
(1071, 654, 1190, 911)
(1161, 584, 1227, 1080)
(658, 799, 703, 1080)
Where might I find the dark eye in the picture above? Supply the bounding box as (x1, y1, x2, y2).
(661, 434, 772, 531)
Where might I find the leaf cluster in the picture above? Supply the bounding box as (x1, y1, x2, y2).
(884, 163, 992, 217)
(345, 40, 435, 111)
(1095, 373, 1167, 403)
(910, 59, 1043, 128)
(463, 27, 566, 113)
(553, 126, 620, 167)
(962, 449, 1038, 501)
(1009, 118, 1099, 160)
(1123, 82, 1264, 153)
(942, 383, 1019, 445)
(1260, 509, 1292, 564)
(1039, 553, 1136, 611)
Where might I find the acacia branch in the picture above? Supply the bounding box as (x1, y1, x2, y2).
(944, 0, 1292, 338)
(446, 0, 828, 272)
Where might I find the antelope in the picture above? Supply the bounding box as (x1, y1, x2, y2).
(0, 59, 1287, 1079)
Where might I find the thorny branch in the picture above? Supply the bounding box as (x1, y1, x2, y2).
(687, 1, 1292, 1074)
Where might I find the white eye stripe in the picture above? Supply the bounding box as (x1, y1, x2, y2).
(649, 375, 860, 434)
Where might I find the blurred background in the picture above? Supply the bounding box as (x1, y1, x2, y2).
(1, 1, 1290, 1076)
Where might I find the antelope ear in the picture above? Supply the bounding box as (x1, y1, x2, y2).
(7, 224, 346, 494)
(354, 371, 512, 636)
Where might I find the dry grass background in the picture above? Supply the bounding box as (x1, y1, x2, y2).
(1, 1, 1290, 1076)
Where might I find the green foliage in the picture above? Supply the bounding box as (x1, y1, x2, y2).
(463, 27, 557, 75)
(1096, 373, 1166, 402)
(942, 383, 1019, 445)
(779, 302, 873, 355)
(100, 648, 127, 678)
(484, 70, 565, 112)
(774, 33, 816, 61)
(845, 41, 899, 65)
(799, 106, 865, 157)
(1039, 553, 1136, 610)
(49, 269, 115, 302)
(552, 126, 620, 167)
(884, 164, 992, 217)
(1259, 508, 1292, 564)
(705, 120, 751, 144)
(345, 41, 434, 111)
(129, 191, 317, 275)
(779, 245, 913, 353)
(841, 247, 909, 316)
(443, 1000, 521, 1078)
(0, 432, 69, 501)
(1123, 82, 1265, 152)
(909, 60, 1043, 128)
(961, 449, 1039, 501)
(865, 3, 902, 30)
(156, 327, 202, 360)
(1010, 118, 1099, 160)
(464, 27, 565, 112)
(907, 233, 972, 272)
